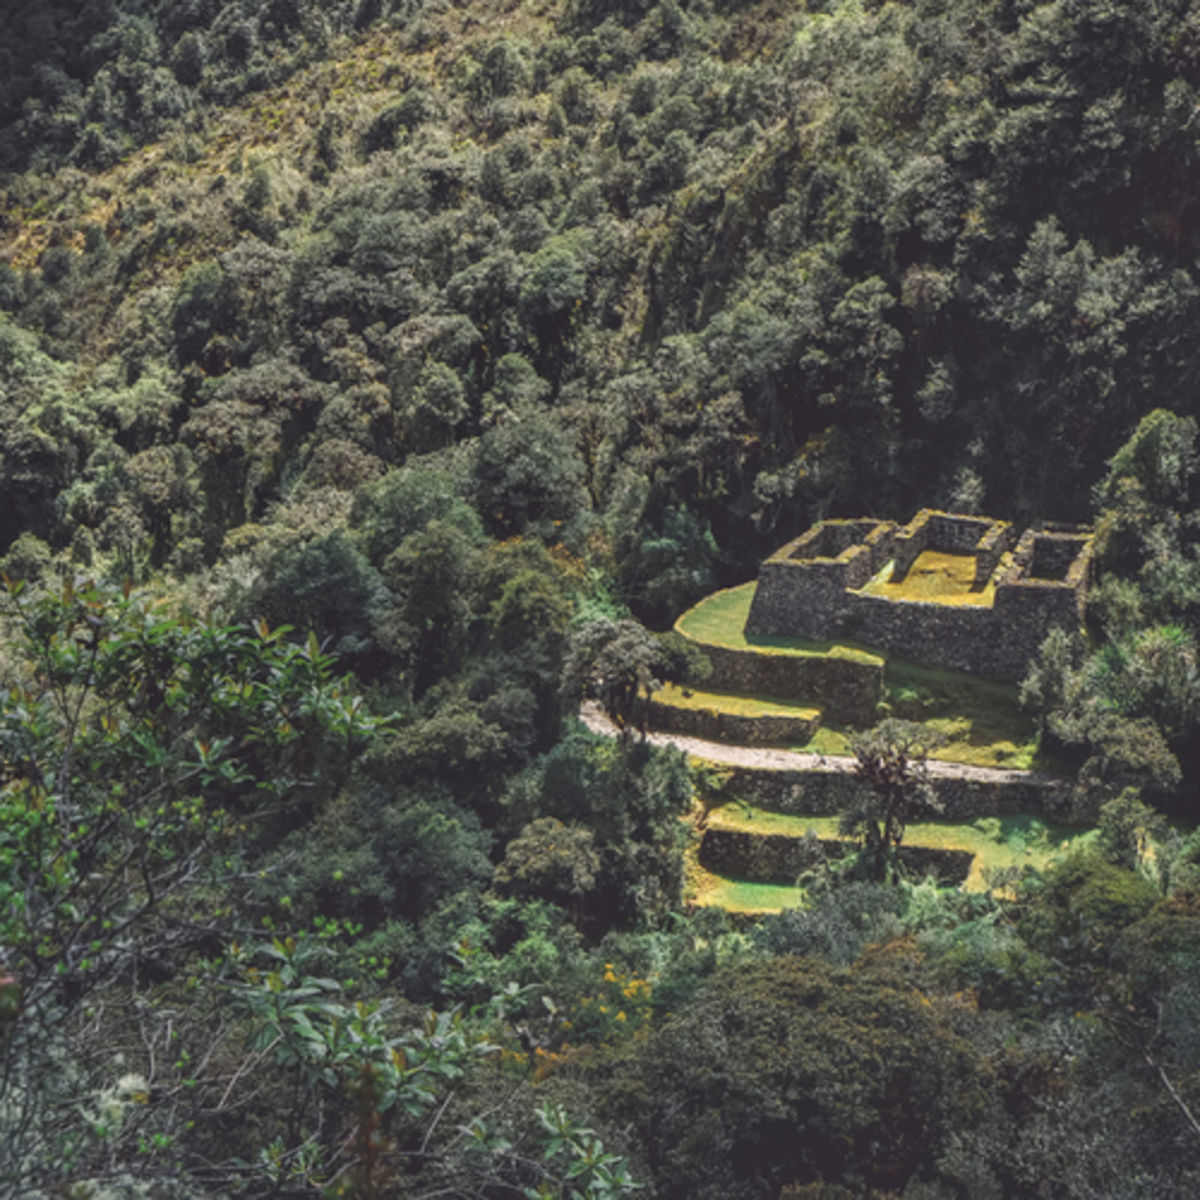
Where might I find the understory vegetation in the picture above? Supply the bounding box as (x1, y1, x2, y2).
(4, 0, 1200, 1196)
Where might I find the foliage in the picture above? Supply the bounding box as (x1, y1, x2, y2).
(1019, 409, 1200, 810)
(7, 1, 1200, 1192)
(494, 817, 602, 919)
(0, 577, 385, 1192)
(563, 617, 668, 735)
(229, 934, 494, 1195)
(502, 730, 692, 929)
(606, 952, 1006, 1200)
(843, 719, 945, 882)
(525, 1103, 643, 1200)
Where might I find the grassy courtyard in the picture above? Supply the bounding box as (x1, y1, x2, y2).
(860, 550, 1000, 606)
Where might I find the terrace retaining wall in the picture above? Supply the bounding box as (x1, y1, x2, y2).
(698, 828, 975, 886)
(703, 763, 1088, 823)
(690, 642, 884, 726)
(647, 697, 821, 745)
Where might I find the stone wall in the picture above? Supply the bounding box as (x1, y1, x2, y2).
(974, 520, 1017, 587)
(786, 518, 892, 564)
(994, 579, 1081, 635)
(890, 511, 930, 578)
(744, 557, 847, 640)
(699, 828, 828, 879)
(892, 510, 1013, 584)
(694, 643, 884, 726)
(838, 593, 1015, 674)
(698, 828, 974, 886)
(704, 763, 1086, 823)
(927, 512, 996, 552)
(746, 519, 895, 640)
(1030, 536, 1078, 580)
(647, 697, 821, 745)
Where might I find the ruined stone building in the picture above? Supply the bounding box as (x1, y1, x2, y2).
(745, 509, 1093, 678)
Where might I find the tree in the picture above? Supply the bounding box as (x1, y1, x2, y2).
(1094, 408, 1199, 514)
(502, 730, 692, 927)
(0, 578, 386, 1192)
(493, 816, 602, 923)
(1097, 787, 1166, 871)
(170, 259, 241, 368)
(1091, 409, 1200, 625)
(472, 417, 587, 539)
(375, 519, 481, 697)
(843, 719, 944, 882)
(353, 463, 484, 566)
(258, 528, 387, 668)
(563, 617, 667, 735)
(618, 953, 1005, 1200)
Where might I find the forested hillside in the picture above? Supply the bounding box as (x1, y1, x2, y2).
(3, 1, 1200, 1196)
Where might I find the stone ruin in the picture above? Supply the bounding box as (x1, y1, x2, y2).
(745, 509, 1093, 678)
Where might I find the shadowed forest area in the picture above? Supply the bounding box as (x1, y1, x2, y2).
(3, 1, 1200, 1196)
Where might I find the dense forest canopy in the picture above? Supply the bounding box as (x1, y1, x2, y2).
(3, 0, 1200, 1196)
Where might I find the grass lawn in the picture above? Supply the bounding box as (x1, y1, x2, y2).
(676, 583, 882, 663)
(880, 658, 1054, 770)
(705, 803, 1096, 892)
(787, 719, 1045, 771)
(655, 683, 820, 721)
(859, 551, 998, 606)
(688, 867, 807, 912)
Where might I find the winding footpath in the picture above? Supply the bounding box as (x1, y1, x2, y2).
(579, 701, 1062, 787)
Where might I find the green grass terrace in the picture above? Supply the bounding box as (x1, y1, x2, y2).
(674, 582, 1059, 771)
(686, 807, 1103, 913)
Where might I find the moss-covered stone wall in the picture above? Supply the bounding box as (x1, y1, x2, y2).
(704, 762, 1087, 823)
(838, 594, 1033, 677)
(696, 643, 883, 726)
(647, 696, 821, 745)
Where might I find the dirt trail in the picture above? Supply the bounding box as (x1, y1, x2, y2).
(579, 702, 1062, 786)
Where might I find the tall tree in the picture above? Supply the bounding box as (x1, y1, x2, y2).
(843, 718, 943, 883)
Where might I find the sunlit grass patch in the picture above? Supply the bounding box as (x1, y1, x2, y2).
(881, 659, 1059, 771)
(675, 583, 881, 663)
(797, 725, 854, 757)
(656, 683, 820, 721)
(859, 551, 996, 606)
(689, 865, 807, 913)
(704, 804, 1096, 893)
(786, 718, 1044, 771)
